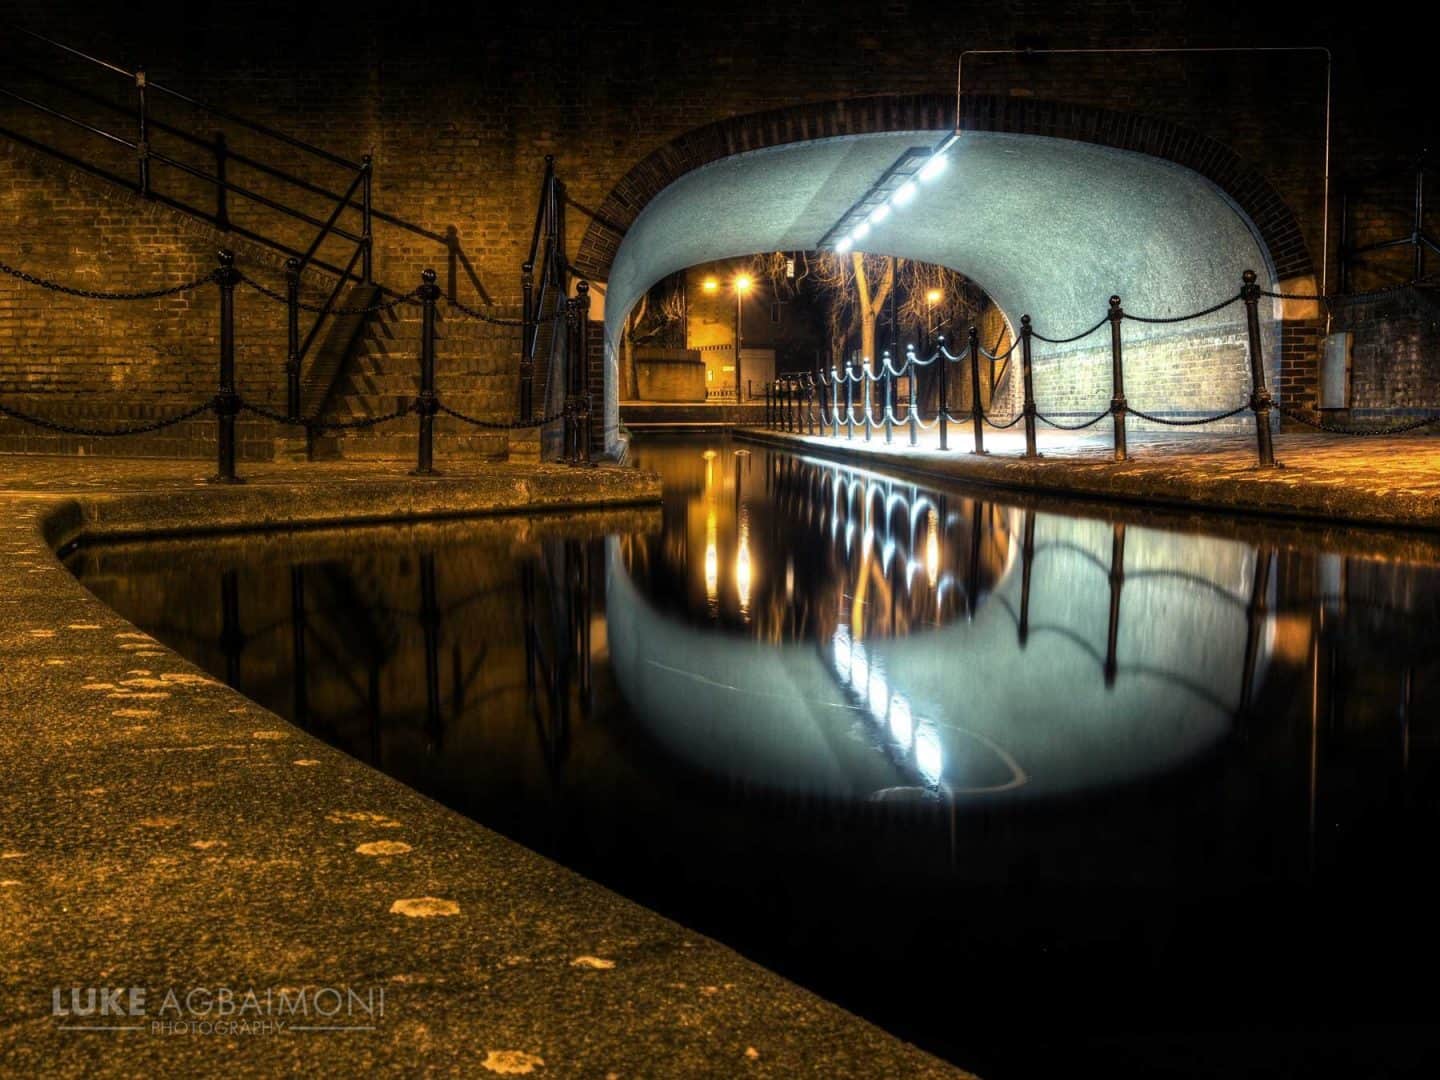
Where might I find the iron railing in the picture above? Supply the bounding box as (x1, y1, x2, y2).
(760, 269, 1440, 468)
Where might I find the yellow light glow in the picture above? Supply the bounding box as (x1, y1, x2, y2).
(734, 274, 753, 293)
(736, 518, 752, 617)
(926, 289, 943, 305)
(705, 508, 718, 604)
(702, 277, 719, 293)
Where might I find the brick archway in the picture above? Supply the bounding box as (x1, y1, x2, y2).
(575, 93, 1314, 286)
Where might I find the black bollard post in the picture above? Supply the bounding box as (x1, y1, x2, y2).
(907, 347, 918, 446)
(519, 262, 535, 423)
(883, 353, 894, 444)
(1104, 523, 1126, 687)
(412, 267, 440, 475)
(831, 368, 841, 437)
(285, 257, 301, 420)
(211, 249, 241, 483)
(968, 325, 985, 455)
(864, 362, 872, 442)
(1242, 270, 1278, 468)
(1109, 295, 1128, 462)
(846, 370, 854, 440)
(134, 67, 150, 198)
(764, 381, 771, 428)
(1020, 315, 1038, 458)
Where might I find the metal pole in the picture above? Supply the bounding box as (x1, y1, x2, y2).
(884, 356, 893, 444)
(214, 132, 228, 228)
(285, 257, 301, 420)
(1242, 270, 1278, 467)
(1415, 157, 1426, 283)
(1339, 189, 1350, 295)
(135, 67, 150, 197)
(211, 250, 240, 483)
(938, 336, 950, 451)
(864, 362, 872, 442)
(831, 368, 841, 437)
(520, 261, 534, 423)
(1109, 295, 1128, 462)
(1020, 314, 1038, 458)
(907, 349, 918, 446)
(968, 325, 985, 455)
(360, 154, 374, 285)
(413, 268, 440, 475)
(734, 286, 743, 401)
(1104, 522, 1126, 687)
(846, 370, 854, 440)
(576, 281, 593, 465)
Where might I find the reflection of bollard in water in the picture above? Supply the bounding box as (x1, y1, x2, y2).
(1238, 547, 1273, 716)
(1018, 510, 1036, 647)
(1104, 523, 1126, 687)
(290, 566, 309, 726)
(420, 551, 442, 750)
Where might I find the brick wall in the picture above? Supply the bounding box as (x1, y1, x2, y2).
(1338, 291, 1440, 415)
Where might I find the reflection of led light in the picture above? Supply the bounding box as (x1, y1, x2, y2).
(850, 642, 869, 693)
(832, 626, 852, 678)
(869, 204, 891, 225)
(785, 558, 794, 598)
(892, 180, 917, 206)
(918, 153, 947, 182)
(888, 694, 913, 748)
(867, 664, 889, 722)
(915, 721, 944, 784)
(835, 235, 853, 254)
(926, 511, 940, 586)
(852, 221, 871, 242)
(882, 538, 896, 573)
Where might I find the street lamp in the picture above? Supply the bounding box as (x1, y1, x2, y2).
(925, 288, 943, 354)
(733, 273, 753, 400)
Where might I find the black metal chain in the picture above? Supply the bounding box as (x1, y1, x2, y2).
(1274, 401, 1440, 436)
(1127, 403, 1252, 426)
(437, 401, 567, 429)
(1122, 293, 1243, 324)
(969, 410, 1025, 429)
(239, 397, 416, 431)
(1035, 408, 1111, 430)
(445, 297, 525, 327)
(237, 273, 420, 315)
(0, 398, 213, 435)
(1, 260, 219, 300)
(1030, 314, 1109, 345)
(979, 338, 1019, 361)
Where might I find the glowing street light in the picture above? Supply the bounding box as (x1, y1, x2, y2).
(702, 277, 719, 293)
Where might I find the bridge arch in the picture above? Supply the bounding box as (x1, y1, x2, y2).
(580, 94, 1316, 453)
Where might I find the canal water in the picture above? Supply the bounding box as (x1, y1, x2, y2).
(66, 436, 1440, 1078)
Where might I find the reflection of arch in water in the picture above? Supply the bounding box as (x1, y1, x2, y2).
(606, 505, 1274, 803)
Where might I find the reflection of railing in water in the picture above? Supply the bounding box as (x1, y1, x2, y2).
(1000, 510, 1275, 712)
(204, 541, 597, 772)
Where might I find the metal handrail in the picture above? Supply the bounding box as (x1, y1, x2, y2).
(9, 24, 361, 170)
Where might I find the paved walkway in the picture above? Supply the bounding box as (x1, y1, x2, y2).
(740, 425, 1440, 530)
(0, 454, 964, 1078)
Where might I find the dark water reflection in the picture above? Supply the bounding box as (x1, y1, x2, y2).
(67, 437, 1440, 1078)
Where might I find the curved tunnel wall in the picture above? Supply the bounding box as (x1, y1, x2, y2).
(602, 130, 1282, 450)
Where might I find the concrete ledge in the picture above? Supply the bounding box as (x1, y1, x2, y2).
(0, 456, 962, 1078)
(738, 427, 1440, 532)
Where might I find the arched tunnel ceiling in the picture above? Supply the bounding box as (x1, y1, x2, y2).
(604, 130, 1276, 350)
